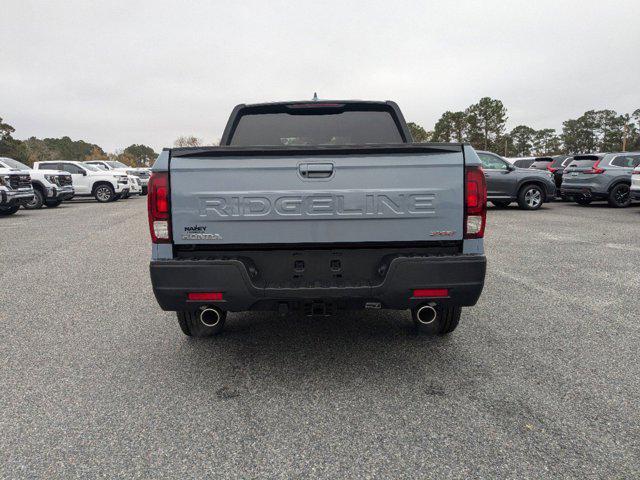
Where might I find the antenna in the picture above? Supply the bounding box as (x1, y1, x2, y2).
(312, 92, 318, 101)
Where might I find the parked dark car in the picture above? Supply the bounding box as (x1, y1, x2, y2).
(547, 155, 572, 194)
(561, 152, 640, 207)
(477, 151, 556, 210)
(529, 155, 572, 196)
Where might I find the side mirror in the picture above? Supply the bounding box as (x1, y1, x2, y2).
(507, 164, 516, 172)
(81, 171, 87, 176)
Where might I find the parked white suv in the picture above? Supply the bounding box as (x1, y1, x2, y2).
(632, 164, 640, 201)
(84, 160, 149, 195)
(34, 161, 129, 203)
(0, 157, 74, 209)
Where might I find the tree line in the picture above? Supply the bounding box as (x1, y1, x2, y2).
(0, 115, 157, 168)
(3, 100, 639, 166)
(408, 97, 640, 157)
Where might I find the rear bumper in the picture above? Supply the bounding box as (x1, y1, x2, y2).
(150, 254, 486, 312)
(560, 186, 607, 199)
(561, 177, 607, 198)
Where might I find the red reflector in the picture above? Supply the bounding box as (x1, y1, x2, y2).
(188, 292, 223, 301)
(413, 288, 449, 298)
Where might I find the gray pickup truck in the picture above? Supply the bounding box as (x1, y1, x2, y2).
(148, 100, 487, 337)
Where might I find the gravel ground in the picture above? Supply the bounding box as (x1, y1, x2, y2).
(1, 197, 639, 479)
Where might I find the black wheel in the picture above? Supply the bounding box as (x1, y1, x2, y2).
(94, 184, 115, 203)
(24, 189, 44, 209)
(176, 308, 226, 337)
(44, 199, 62, 208)
(517, 184, 544, 210)
(0, 204, 20, 216)
(575, 196, 592, 205)
(491, 200, 511, 208)
(412, 305, 461, 335)
(607, 183, 631, 208)
(140, 186, 148, 196)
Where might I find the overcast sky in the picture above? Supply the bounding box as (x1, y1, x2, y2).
(2, 0, 639, 152)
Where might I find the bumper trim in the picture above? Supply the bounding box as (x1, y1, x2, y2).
(2, 189, 35, 205)
(150, 254, 486, 312)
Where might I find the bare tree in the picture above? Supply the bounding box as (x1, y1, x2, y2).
(174, 135, 203, 147)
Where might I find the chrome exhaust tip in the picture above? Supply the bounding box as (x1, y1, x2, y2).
(199, 307, 222, 327)
(416, 305, 437, 325)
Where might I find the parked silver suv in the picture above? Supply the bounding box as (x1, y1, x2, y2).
(561, 152, 640, 207)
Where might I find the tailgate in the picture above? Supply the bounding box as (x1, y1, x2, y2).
(169, 146, 465, 245)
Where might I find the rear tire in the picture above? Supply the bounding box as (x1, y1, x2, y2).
(0, 205, 20, 216)
(412, 305, 461, 335)
(607, 183, 631, 208)
(94, 184, 115, 203)
(177, 309, 226, 337)
(517, 184, 544, 210)
(575, 196, 592, 205)
(491, 200, 511, 208)
(24, 189, 44, 209)
(44, 199, 62, 208)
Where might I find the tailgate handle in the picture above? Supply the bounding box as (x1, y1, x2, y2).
(299, 163, 334, 178)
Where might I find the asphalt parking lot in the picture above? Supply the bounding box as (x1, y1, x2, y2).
(1, 198, 639, 478)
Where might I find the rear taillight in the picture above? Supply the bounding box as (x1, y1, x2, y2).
(632, 170, 640, 175)
(547, 165, 558, 173)
(583, 160, 605, 174)
(147, 172, 171, 243)
(464, 165, 487, 239)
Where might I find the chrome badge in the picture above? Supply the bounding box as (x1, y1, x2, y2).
(430, 230, 456, 237)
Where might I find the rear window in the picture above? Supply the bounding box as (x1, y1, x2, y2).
(567, 160, 598, 168)
(530, 159, 553, 169)
(229, 105, 404, 146)
(513, 159, 534, 168)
